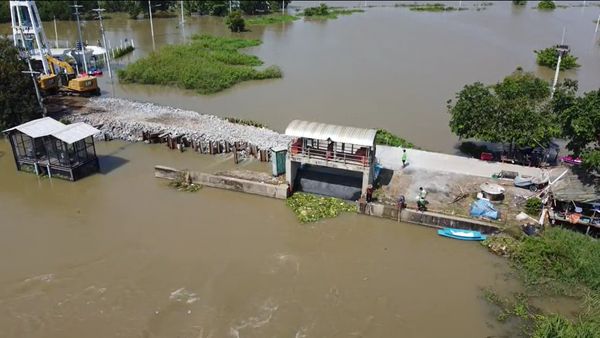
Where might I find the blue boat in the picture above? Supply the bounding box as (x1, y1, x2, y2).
(437, 228, 487, 241)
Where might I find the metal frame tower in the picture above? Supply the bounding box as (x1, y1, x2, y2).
(9, 0, 51, 74)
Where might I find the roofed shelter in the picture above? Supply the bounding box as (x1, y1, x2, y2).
(285, 120, 377, 199)
(3, 117, 100, 181)
(549, 168, 600, 235)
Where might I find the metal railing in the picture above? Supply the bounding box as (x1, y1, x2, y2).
(289, 145, 371, 167)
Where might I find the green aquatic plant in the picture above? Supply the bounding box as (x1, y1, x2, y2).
(535, 47, 580, 70)
(537, 0, 556, 10)
(246, 14, 299, 25)
(113, 45, 134, 59)
(375, 129, 414, 148)
(286, 192, 356, 223)
(402, 3, 466, 12)
(169, 171, 202, 192)
(303, 4, 364, 19)
(117, 35, 282, 94)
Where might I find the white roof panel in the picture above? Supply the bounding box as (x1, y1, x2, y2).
(285, 120, 376, 147)
(3, 117, 65, 138)
(51, 122, 100, 144)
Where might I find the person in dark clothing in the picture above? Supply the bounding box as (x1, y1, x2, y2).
(366, 184, 374, 203)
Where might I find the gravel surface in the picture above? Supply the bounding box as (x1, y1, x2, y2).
(71, 97, 292, 150)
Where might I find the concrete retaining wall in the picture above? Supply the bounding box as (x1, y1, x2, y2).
(155, 165, 288, 199)
(362, 203, 501, 234)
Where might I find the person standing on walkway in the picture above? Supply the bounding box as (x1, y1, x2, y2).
(402, 149, 408, 167)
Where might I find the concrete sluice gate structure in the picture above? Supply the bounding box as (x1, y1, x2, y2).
(284, 120, 376, 200)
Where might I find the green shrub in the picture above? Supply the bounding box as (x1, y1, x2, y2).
(525, 197, 543, 216)
(117, 35, 282, 94)
(375, 129, 414, 148)
(304, 3, 330, 16)
(226, 10, 245, 32)
(532, 314, 600, 338)
(113, 45, 134, 59)
(537, 0, 556, 10)
(404, 3, 464, 12)
(286, 192, 356, 223)
(535, 47, 580, 70)
(513, 0, 527, 5)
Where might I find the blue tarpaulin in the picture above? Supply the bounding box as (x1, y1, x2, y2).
(470, 199, 499, 220)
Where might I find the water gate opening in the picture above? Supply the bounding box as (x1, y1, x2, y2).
(294, 164, 362, 201)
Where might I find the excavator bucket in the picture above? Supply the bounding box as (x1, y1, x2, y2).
(39, 74, 59, 91)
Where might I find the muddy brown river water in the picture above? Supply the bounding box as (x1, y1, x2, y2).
(1, 1, 597, 336)
(2, 1, 600, 153)
(0, 140, 523, 337)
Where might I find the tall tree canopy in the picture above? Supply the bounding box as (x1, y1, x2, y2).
(0, 38, 41, 130)
(447, 69, 558, 148)
(556, 86, 600, 171)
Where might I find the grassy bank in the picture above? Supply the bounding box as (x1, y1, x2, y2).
(246, 14, 299, 25)
(117, 35, 282, 94)
(375, 129, 414, 148)
(482, 227, 600, 337)
(287, 192, 356, 223)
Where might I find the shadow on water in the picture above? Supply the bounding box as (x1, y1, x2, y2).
(98, 155, 129, 175)
(0, 150, 5, 159)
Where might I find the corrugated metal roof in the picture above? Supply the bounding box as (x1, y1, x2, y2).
(3, 117, 65, 138)
(551, 168, 600, 204)
(51, 122, 100, 144)
(285, 120, 376, 147)
(3, 118, 99, 144)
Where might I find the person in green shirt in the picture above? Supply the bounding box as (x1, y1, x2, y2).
(402, 149, 408, 167)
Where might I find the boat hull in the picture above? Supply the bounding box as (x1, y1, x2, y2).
(437, 228, 486, 241)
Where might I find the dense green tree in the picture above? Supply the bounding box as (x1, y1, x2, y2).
(535, 47, 580, 71)
(226, 10, 245, 32)
(558, 89, 600, 171)
(512, 0, 527, 5)
(0, 38, 41, 130)
(447, 70, 558, 149)
(537, 0, 556, 10)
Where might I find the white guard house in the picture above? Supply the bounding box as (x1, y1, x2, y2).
(285, 120, 377, 200)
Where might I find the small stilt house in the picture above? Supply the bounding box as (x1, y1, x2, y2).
(3, 117, 100, 181)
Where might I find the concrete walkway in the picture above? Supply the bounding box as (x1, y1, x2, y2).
(376, 146, 543, 178)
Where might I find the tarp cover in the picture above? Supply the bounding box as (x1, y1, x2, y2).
(470, 199, 499, 220)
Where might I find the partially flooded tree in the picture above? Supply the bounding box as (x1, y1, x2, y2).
(226, 10, 246, 32)
(447, 69, 558, 150)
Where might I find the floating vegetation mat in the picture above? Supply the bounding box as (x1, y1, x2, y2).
(287, 192, 356, 223)
(117, 35, 282, 94)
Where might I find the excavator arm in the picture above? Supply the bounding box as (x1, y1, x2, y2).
(45, 55, 75, 75)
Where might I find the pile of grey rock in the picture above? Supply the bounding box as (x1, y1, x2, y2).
(71, 98, 292, 150)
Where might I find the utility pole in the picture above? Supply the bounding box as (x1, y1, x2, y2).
(71, 2, 88, 74)
(17, 27, 45, 115)
(229, 0, 232, 13)
(551, 27, 568, 98)
(180, 0, 185, 24)
(148, 0, 156, 51)
(53, 16, 58, 48)
(595, 14, 600, 33)
(92, 8, 112, 79)
(282, 0, 285, 14)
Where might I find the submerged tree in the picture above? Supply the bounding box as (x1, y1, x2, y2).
(0, 39, 41, 130)
(512, 0, 527, 5)
(226, 10, 246, 32)
(447, 69, 558, 149)
(535, 47, 580, 71)
(537, 0, 556, 10)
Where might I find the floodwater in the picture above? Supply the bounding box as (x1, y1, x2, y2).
(0, 139, 522, 337)
(2, 1, 600, 153)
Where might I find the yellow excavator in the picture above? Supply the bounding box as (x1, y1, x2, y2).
(43, 55, 100, 96)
